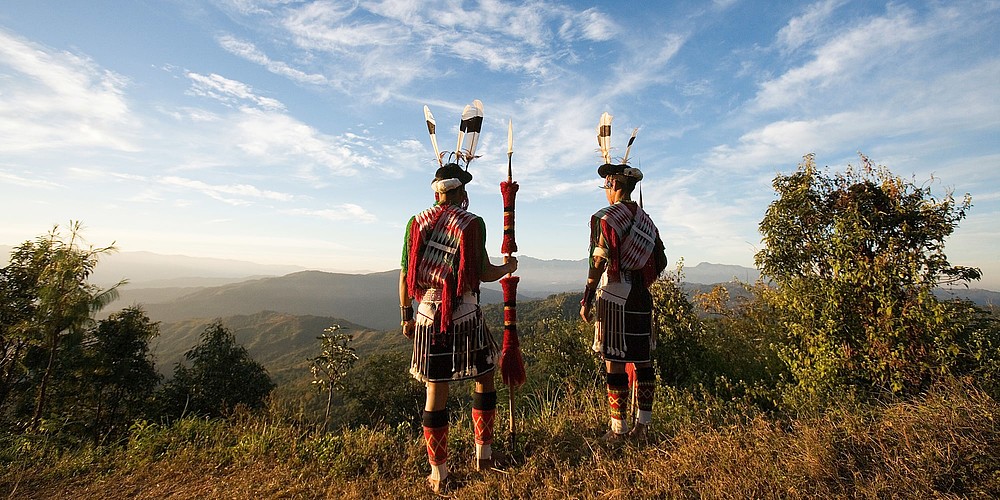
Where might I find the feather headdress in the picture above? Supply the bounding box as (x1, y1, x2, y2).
(595, 112, 643, 204)
(596, 112, 641, 179)
(424, 100, 484, 170)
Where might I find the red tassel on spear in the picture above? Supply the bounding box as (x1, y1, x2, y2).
(499, 119, 525, 448)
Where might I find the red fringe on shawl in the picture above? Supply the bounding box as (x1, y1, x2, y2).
(406, 207, 482, 333)
(499, 275, 525, 387)
(500, 181, 518, 255)
(601, 218, 622, 280)
(405, 217, 422, 303)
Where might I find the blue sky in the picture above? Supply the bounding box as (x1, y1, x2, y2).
(1, 0, 998, 289)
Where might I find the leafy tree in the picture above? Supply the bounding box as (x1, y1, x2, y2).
(308, 325, 358, 430)
(649, 261, 706, 387)
(0, 222, 122, 430)
(159, 321, 275, 418)
(80, 307, 161, 441)
(755, 154, 987, 407)
(522, 318, 601, 393)
(339, 351, 424, 430)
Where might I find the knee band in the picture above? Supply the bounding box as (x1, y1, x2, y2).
(472, 391, 498, 410)
(606, 372, 629, 388)
(422, 409, 449, 429)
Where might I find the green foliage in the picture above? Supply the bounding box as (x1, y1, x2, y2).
(649, 260, 705, 386)
(0, 222, 123, 431)
(521, 318, 601, 392)
(755, 154, 993, 408)
(159, 322, 275, 418)
(81, 307, 161, 440)
(308, 325, 358, 430)
(338, 351, 424, 430)
(30, 306, 162, 445)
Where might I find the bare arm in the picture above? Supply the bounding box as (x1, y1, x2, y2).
(580, 231, 608, 322)
(579, 256, 606, 322)
(480, 256, 517, 283)
(399, 269, 414, 338)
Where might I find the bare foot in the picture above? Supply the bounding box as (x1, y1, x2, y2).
(629, 423, 649, 441)
(426, 474, 448, 494)
(600, 429, 627, 443)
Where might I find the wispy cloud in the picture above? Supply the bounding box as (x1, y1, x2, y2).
(230, 107, 369, 178)
(160, 176, 296, 205)
(0, 169, 65, 189)
(753, 8, 926, 112)
(0, 28, 138, 153)
(186, 72, 285, 111)
(217, 35, 331, 86)
(715, 3, 1000, 170)
(776, 0, 846, 54)
(210, 0, 621, 99)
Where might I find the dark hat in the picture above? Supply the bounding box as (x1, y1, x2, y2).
(598, 163, 643, 181)
(598, 163, 625, 178)
(434, 162, 473, 185)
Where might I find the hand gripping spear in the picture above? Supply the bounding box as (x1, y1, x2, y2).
(498, 119, 525, 448)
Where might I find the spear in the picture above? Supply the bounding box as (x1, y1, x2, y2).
(499, 119, 524, 450)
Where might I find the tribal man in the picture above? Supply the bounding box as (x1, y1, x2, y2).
(400, 161, 517, 493)
(579, 117, 667, 441)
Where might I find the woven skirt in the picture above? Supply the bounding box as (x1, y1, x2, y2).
(592, 280, 653, 363)
(410, 292, 499, 383)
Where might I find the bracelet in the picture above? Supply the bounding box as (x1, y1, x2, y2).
(580, 285, 596, 308)
(400, 305, 414, 322)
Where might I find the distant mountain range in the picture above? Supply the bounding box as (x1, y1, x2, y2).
(95, 258, 768, 331)
(3, 246, 996, 332)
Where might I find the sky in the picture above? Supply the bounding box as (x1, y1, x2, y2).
(1, 0, 998, 289)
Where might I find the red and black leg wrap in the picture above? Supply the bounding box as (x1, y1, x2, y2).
(422, 409, 449, 465)
(606, 372, 630, 423)
(636, 366, 656, 413)
(472, 391, 497, 445)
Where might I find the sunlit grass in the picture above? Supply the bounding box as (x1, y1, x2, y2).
(3, 379, 997, 498)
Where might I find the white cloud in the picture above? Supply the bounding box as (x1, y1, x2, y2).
(0, 29, 138, 153)
(571, 7, 618, 42)
(186, 72, 286, 111)
(0, 169, 65, 189)
(217, 35, 331, 86)
(209, 0, 622, 99)
(160, 175, 295, 205)
(776, 0, 846, 53)
(608, 33, 685, 97)
(753, 7, 928, 112)
(231, 107, 368, 177)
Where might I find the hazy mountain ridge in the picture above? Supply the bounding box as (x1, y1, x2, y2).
(132, 270, 409, 332)
(153, 311, 408, 383)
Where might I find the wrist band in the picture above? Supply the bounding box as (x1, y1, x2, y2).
(400, 305, 414, 322)
(580, 286, 596, 307)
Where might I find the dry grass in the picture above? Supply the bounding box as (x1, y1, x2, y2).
(3, 381, 998, 499)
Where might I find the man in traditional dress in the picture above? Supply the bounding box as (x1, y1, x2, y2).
(579, 161, 667, 441)
(400, 162, 517, 493)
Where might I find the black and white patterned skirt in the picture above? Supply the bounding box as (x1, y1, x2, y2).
(410, 292, 499, 383)
(592, 278, 653, 363)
